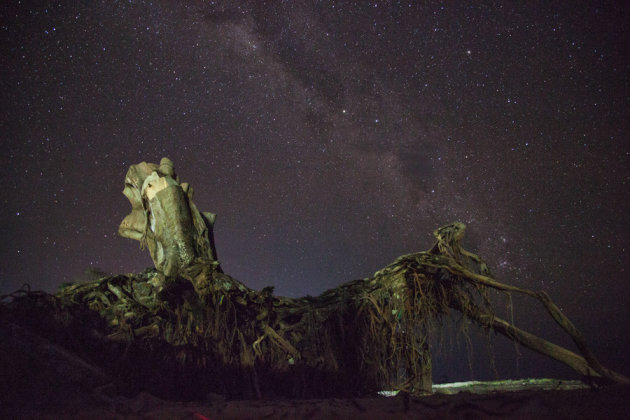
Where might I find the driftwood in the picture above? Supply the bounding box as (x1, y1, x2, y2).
(118, 157, 221, 290)
(1, 158, 627, 399)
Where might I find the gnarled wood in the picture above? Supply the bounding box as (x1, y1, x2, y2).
(1, 158, 626, 400)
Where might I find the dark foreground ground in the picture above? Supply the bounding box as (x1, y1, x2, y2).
(3, 383, 630, 419)
(2, 319, 629, 419)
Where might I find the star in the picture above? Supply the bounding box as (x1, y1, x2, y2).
(1, 0, 628, 382)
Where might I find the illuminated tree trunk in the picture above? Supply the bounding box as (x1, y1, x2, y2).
(118, 157, 221, 291)
(47, 157, 626, 397)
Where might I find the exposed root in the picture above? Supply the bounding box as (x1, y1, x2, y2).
(2, 222, 627, 399)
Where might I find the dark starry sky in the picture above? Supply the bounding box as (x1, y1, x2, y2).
(1, 1, 629, 381)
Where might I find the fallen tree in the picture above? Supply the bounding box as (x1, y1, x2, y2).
(1, 158, 627, 399)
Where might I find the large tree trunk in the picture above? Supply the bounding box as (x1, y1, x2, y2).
(114, 158, 628, 394)
(3, 158, 626, 399)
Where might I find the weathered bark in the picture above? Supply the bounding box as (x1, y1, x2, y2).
(116, 159, 629, 393)
(2, 158, 626, 400)
(119, 157, 220, 290)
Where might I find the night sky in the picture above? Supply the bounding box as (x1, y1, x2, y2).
(2, 1, 629, 382)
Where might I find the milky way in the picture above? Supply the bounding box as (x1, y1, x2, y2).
(2, 1, 629, 380)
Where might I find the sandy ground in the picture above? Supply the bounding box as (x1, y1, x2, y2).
(3, 380, 630, 419)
